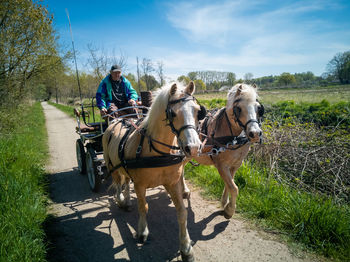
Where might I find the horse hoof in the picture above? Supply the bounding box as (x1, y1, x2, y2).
(223, 211, 233, 219)
(181, 251, 195, 262)
(223, 208, 233, 219)
(183, 191, 191, 199)
(138, 234, 148, 243)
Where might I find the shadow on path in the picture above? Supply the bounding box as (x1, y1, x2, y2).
(46, 168, 228, 261)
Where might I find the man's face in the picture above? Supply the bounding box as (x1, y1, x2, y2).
(111, 71, 121, 81)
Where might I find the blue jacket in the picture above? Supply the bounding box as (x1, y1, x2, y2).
(96, 75, 138, 109)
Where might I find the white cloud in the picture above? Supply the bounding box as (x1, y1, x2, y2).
(162, 0, 350, 78)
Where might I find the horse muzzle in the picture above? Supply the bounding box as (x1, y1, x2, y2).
(183, 143, 202, 157)
(247, 123, 263, 143)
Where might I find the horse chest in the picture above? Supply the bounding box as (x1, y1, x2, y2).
(215, 145, 250, 166)
(130, 165, 183, 188)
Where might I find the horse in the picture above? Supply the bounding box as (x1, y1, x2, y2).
(182, 83, 264, 219)
(102, 81, 205, 262)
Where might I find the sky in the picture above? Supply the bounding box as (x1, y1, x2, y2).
(43, 0, 350, 81)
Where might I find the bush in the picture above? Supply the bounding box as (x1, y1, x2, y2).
(251, 119, 350, 203)
(269, 100, 350, 128)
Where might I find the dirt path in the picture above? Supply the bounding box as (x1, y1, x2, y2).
(43, 102, 318, 262)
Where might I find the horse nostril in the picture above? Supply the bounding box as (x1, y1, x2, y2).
(184, 146, 191, 155)
(249, 132, 254, 138)
(259, 131, 262, 137)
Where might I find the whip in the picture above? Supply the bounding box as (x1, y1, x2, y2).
(65, 8, 82, 104)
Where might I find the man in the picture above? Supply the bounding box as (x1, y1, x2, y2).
(96, 64, 139, 120)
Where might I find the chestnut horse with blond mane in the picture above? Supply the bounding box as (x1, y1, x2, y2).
(182, 83, 264, 219)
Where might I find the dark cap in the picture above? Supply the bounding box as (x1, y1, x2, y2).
(111, 64, 122, 72)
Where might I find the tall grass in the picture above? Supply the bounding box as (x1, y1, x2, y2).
(185, 162, 350, 261)
(0, 103, 48, 261)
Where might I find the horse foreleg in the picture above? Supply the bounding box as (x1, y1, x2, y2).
(221, 185, 229, 209)
(180, 170, 191, 199)
(217, 165, 239, 219)
(134, 184, 149, 243)
(112, 171, 128, 208)
(165, 182, 194, 262)
(122, 177, 132, 210)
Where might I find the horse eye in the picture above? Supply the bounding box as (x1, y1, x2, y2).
(233, 106, 241, 116)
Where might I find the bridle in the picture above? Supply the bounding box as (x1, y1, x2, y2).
(165, 96, 206, 137)
(232, 98, 264, 133)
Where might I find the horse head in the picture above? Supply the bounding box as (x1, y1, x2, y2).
(165, 81, 203, 156)
(226, 83, 263, 143)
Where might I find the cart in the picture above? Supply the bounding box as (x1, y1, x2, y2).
(74, 95, 150, 192)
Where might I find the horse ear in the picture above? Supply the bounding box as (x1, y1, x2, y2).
(235, 84, 242, 97)
(252, 83, 257, 89)
(170, 83, 177, 96)
(185, 81, 195, 95)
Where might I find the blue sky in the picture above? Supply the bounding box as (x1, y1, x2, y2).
(43, 0, 350, 81)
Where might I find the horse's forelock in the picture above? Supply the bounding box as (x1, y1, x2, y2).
(142, 82, 186, 128)
(227, 83, 258, 103)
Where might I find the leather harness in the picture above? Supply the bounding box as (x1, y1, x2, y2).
(108, 96, 199, 173)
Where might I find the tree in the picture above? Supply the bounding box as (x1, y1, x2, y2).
(141, 58, 154, 91)
(226, 72, 236, 86)
(327, 51, 350, 84)
(187, 72, 197, 81)
(244, 72, 254, 82)
(278, 72, 296, 86)
(140, 74, 159, 90)
(177, 75, 190, 84)
(0, 0, 63, 105)
(156, 61, 165, 87)
(87, 44, 127, 81)
(194, 79, 206, 92)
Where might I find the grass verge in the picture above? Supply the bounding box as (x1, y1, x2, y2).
(48, 101, 102, 122)
(47, 101, 75, 118)
(0, 102, 49, 261)
(185, 162, 350, 261)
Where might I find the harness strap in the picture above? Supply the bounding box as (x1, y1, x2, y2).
(136, 131, 145, 159)
(119, 155, 185, 169)
(224, 109, 234, 137)
(117, 122, 136, 171)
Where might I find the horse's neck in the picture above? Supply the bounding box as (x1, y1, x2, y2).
(215, 107, 242, 137)
(146, 115, 177, 152)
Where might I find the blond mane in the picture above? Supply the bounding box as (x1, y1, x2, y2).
(227, 83, 259, 104)
(141, 82, 187, 134)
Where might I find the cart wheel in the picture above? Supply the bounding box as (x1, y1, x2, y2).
(86, 145, 101, 192)
(76, 139, 86, 174)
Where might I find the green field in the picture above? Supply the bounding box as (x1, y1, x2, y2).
(195, 85, 350, 104)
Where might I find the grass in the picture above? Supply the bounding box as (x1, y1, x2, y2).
(0, 102, 49, 262)
(185, 161, 350, 261)
(195, 85, 350, 104)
